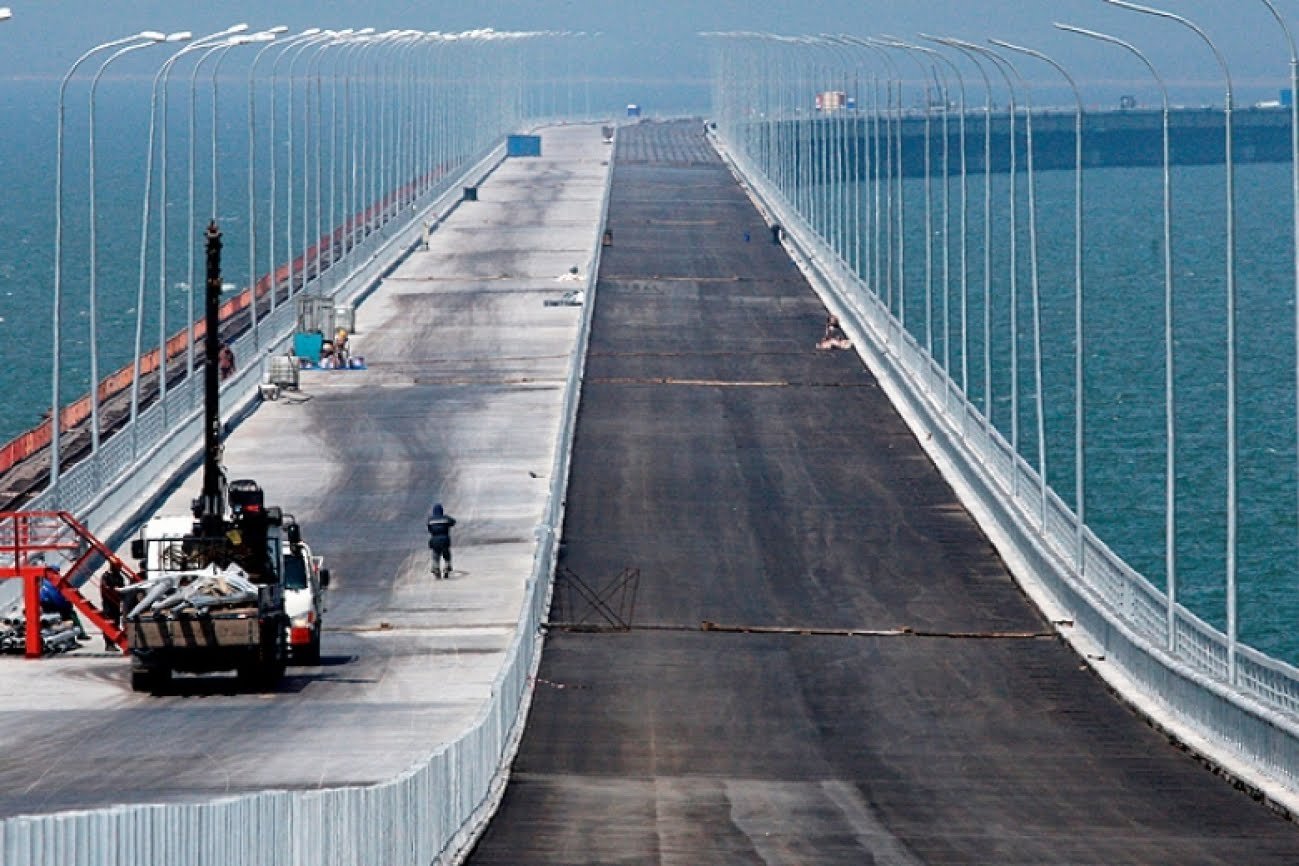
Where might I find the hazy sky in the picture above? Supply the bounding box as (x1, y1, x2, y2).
(0, 1, 1296, 107)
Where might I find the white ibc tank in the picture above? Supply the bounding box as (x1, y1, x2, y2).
(267, 354, 300, 389)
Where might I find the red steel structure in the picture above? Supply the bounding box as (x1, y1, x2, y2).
(0, 511, 138, 657)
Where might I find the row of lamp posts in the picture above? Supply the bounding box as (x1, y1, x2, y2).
(46, 26, 564, 500)
(707, 1, 1299, 685)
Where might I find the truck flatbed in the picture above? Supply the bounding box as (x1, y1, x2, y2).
(126, 605, 262, 651)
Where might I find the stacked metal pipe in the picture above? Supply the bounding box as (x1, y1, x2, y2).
(126, 564, 259, 618)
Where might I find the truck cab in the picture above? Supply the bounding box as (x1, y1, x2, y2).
(281, 516, 329, 664)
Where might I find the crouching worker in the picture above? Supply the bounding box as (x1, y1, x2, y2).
(817, 314, 852, 351)
(40, 578, 86, 641)
(426, 503, 457, 579)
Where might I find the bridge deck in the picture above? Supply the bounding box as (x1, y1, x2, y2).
(466, 121, 1299, 864)
(0, 125, 608, 817)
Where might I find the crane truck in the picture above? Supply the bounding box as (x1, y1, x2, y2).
(124, 480, 292, 692)
(122, 221, 318, 692)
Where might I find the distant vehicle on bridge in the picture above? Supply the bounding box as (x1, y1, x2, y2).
(815, 90, 850, 112)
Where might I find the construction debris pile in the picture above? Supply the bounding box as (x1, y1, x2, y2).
(0, 605, 80, 654)
(544, 289, 585, 307)
(126, 564, 259, 619)
(816, 315, 852, 351)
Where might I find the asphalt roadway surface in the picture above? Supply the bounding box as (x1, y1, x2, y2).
(0, 126, 607, 819)
(466, 121, 1299, 864)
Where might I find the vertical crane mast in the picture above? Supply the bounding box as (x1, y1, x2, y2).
(199, 221, 225, 534)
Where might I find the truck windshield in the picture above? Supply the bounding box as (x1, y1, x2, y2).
(283, 554, 308, 590)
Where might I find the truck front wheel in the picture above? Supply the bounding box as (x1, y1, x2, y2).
(301, 628, 322, 665)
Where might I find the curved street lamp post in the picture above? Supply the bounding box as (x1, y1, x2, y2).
(1254, 0, 1299, 617)
(1056, 22, 1176, 652)
(87, 36, 167, 467)
(244, 27, 296, 348)
(51, 30, 171, 493)
(1104, 0, 1240, 683)
(923, 36, 999, 441)
(890, 38, 971, 418)
(126, 31, 202, 461)
(266, 29, 324, 313)
(873, 38, 938, 364)
(147, 26, 248, 431)
(992, 37, 1085, 561)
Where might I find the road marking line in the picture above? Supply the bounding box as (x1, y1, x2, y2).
(544, 621, 1056, 640)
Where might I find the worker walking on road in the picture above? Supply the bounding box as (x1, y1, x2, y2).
(426, 503, 456, 579)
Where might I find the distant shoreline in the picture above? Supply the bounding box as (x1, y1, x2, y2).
(775, 106, 1296, 175)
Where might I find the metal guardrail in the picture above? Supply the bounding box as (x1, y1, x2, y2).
(0, 129, 612, 866)
(713, 131, 1299, 812)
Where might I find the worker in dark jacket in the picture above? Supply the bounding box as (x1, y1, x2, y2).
(426, 503, 457, 579)
(101, 566, 125, 650)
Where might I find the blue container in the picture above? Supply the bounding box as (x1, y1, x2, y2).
(506, 134, 542, 157)
(294, 331, 323, 364)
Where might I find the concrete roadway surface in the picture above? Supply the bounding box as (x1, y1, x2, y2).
(466, 121, 1299, 864)
(0, 125, 609, 819)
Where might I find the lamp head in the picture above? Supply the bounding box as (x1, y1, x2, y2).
(139, 31, 167, 42)
(166, 31, 193, 43)
(0, 8, 12, 22)
(268, 25, 289, 35)
(225, 24, 250, 35)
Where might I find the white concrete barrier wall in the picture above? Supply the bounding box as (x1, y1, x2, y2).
(713, 132, 1299, 814)
(0, 133, 613, 866)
